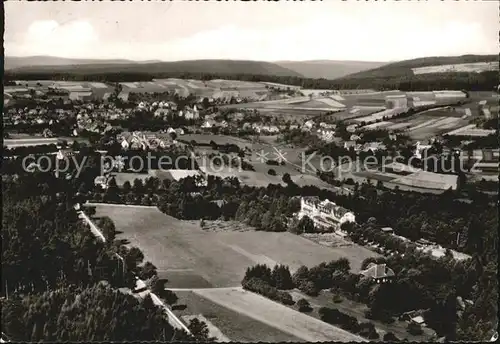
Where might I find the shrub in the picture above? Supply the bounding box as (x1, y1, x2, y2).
(407, 322, 423, 335)
(242, 277, 294, 306)
(319, 307, 360, 333)
(358, 322, 379, 339)
(383, 332, 400, 341)
(332, 294, 343, 303)
(296, 298, 312, 313)
(268, 169, 277, 176)
(299, 280, 319, 297)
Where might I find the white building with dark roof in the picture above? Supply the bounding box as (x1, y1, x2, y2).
(298, 196, 355, 229)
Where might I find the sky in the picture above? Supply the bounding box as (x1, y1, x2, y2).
(5, 0, 499, 62)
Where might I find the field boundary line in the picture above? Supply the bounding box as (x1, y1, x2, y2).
(86, 202, 158, 209)
(77, 207, 190, 334)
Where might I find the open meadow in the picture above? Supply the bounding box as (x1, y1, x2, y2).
(94, 204, 378, 288)
(193, 287, 367, 342)
(173, 290, 301, 342)
(3, 135, 83, 148)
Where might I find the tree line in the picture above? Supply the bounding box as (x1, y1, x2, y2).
(5, 70, 497, 91)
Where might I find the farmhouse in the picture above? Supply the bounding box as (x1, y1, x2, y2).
(343, 141, 357, 150)
(319, 122, 336, 130)
(303, 120, 315, 130)
(385, 95, 408, 109)
(94, 176, 111, 190)
(360, 263, 395, 283)
(362, 142, 386, 152)
(399, 310, 427, 326)
(317, 129, 335, 142)
(202, 119, 216, 129)
(56, 148, 74, 161)
(414, 141, 432, 159)
(69, 91, 93, 101)
(346, 124, 359, 133)
(298, 196, 355, 229)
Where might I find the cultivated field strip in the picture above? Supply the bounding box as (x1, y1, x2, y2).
(194, 288, 367, 342)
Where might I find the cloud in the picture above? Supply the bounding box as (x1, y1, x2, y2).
(6, 14, 496, 61)
(8, 20, 98, 57)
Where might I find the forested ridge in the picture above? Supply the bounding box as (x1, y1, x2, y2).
(5, 70, 497, 91)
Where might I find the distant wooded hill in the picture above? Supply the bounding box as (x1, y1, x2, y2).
(275, 60, 387, 79)
(5, 56, 303, 77)
(4, 55, 497, 92)
(332, 54, 498, 91)
(340, 54, 497, 79)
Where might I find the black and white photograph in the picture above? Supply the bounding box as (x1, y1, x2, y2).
(2, 0, 498, 342)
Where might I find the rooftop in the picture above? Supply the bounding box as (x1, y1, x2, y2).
(360, 263, 395, 280)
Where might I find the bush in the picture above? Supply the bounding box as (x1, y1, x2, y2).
(319, 307, 359, 332)
(298, 280, 319, 297)
(383, 332, 400, 341)
(407, 322, 423, 335)
(242, 277, 294, 306)
(278, 291, 295, 305)
(358, 322, 379, 339)
(296, 298, 312, 313)
(332, 294, 343, 303)
(267, 169, 277, 176)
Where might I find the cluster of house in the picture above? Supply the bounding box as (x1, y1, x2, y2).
(297, 196, 356, 230)
(3, 106, 66, 127)
(118, 130, 185, 150)
(137, 101, 201, 120)
(4, 94, 205, 137)
(201, 118, 282, 134)
(300, 120, 337, 142)
(343, 140, 388, 152)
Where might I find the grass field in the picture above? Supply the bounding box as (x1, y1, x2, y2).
(173, 290, 301, 342)
(4, 136, 80, 148)
(94, 205, 378, 288)
(194, 287, 367, 342)
(182, 134, 253, 149)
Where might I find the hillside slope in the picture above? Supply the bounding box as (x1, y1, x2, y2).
(4, 56, 164, 69)
(275, 60, 387, 79)
(328, 54, 498, 91)
(6, 58, 303, 77)
(340, 54, 497, 79)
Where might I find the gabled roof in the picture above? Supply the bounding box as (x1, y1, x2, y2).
(302, 196, 320, 204)
(211, 199, 228, 207)
(360, 263, 395, 279)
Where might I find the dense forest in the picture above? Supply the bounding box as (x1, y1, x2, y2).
(4, 70, 497, 91)
(0, 172, 210, 342)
